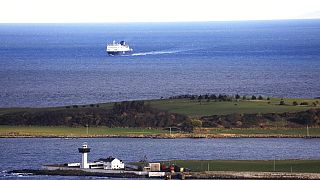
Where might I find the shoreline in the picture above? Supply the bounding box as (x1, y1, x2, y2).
(1, 133, 319, 138)
(10, 169, 320, 179)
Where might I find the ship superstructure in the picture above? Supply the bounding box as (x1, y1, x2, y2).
(106, 40, 133, 56)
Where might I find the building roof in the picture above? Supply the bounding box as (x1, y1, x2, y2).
(98, 156, 123, 163)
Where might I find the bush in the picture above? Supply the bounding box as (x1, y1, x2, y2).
(235, 94, 240, 99)
(190, 119, 202, 128)
(292, 101, 298, 106)
(300, 102, 309, 106)
(279, 100, 285, 105)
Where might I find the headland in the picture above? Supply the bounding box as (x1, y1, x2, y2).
(1, 95, 319, 138)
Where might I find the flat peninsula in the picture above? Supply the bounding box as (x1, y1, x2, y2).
(1, 96, 320, 138)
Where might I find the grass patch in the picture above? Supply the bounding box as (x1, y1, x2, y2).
(0, 97, 317, 118)
(1, 126, 320, 137)
(0, 126, 168, 137)
(149, 98, 317, 117)
(161, 160, 320, 173)
(206, 127, 320, 136)
(0, 103, 114, 115)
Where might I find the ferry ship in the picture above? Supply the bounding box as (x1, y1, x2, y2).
(106, 41, 133, 56)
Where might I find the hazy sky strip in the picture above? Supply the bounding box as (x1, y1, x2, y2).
(0, 0, 319, 23)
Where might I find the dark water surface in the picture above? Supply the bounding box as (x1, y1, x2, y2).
(1, 138, 320, 178)
(1, 20, 320, 107)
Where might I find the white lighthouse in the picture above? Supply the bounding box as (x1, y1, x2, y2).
(78, 142, 91, 169)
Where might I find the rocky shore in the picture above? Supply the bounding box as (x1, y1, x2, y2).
(11, 169, 320, 179)
(1, 133, 319, 138)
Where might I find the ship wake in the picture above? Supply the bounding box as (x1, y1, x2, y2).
(131, 48, 192, 56)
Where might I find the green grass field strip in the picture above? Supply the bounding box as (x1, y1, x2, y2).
(149, 98, 316, 117)
(0, 126, 168, 136)
(160, 160, 320, 173)
(1, 126, 320, 137)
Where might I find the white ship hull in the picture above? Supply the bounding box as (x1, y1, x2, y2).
(107, 51, 133, 56)
(106, 41, 133, 56)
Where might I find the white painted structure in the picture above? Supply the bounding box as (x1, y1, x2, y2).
(99, 157, 125, 170)
(76, 143, 125, 170)
(78, 142, 91, 169)
(67, 162, 80, 167)
(106, 40, 133, 55)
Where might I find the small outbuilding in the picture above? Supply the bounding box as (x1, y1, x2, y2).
(99, 156, 125, 170)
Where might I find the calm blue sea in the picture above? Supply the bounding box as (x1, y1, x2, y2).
(1, 20, 320, 107)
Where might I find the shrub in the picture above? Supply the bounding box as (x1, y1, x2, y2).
(279, 100, 285, 105)
(190, 119, 202, 128)
(235, 94, 240, 99)
(300, 102, 309, 106)
(292, 101, 298, 106)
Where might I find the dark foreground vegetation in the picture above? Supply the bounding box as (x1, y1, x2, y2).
(0, 101, 187, 128)
(1, 96, 320, 133)
(160, 160, 320, 173)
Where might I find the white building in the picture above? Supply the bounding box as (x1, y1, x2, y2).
(70, 143, 125, 170)
(99, 156, 125, 170)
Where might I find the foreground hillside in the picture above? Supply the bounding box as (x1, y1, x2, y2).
(0, 96, 320, 137)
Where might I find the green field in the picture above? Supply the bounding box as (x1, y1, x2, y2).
(0, 125, 168, 137)
(149, 98, 317, 117)
(160, 160, 320, 173)
(205, 127, 320, 136)
(0, 97, 319, 137)
(0, 103, 114, 115)
(1, 125, 320, 137)
(0, 97, 317, 117)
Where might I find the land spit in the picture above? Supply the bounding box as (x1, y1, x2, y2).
(11, 168, 320, 179)
(1, 133, 319, 138)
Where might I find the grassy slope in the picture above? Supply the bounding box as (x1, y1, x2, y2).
(0, 103, 114, 115)
(160, 160, 320, 173)
(0, 97, 316, 117)
(1, 125, 320, 137)
(1, 97, 319, 137)
(206, 127, 320, 136)
(0, 126, 167, 137)
(149, 98, 317, 117)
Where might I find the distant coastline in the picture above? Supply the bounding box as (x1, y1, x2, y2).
(1, 130, 319, 138)
(1, 96, 320, 138)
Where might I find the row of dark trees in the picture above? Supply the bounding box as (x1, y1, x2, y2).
(201, 108, 320, 128)
(169, 94, 268, 101)
(0, 101, 188, 129)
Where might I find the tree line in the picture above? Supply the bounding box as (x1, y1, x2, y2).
(169, 94, 267, 102)
(0, 101, 188, 128)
